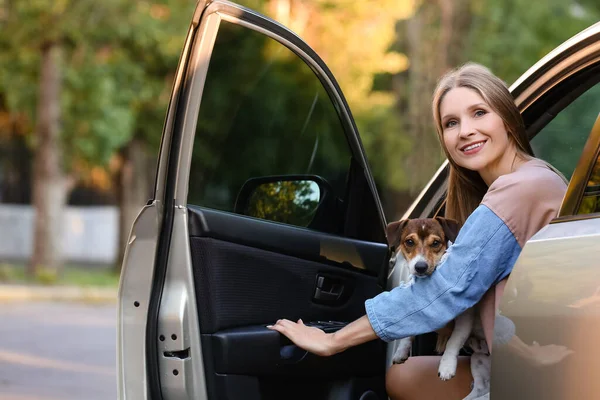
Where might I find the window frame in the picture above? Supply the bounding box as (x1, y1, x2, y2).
(186, 20, 354, 229)
(173, 2, 386, 228)
(556, 113, 600, 220)
(171, 2, 388, 245)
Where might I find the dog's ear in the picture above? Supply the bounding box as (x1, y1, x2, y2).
(386, 219, 408, 247)
(435, 217, 460, 243)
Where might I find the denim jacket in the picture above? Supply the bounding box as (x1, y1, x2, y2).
(365, 159, 567, 342)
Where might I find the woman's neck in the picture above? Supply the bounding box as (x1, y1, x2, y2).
(478, 149, 529, 186)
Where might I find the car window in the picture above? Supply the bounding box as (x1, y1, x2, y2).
(187, 21, 352, 232)
(531, 83, 600, 180)
(577, 151, 600, 215)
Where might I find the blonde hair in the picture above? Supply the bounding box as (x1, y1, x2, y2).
(432, 63, 534, 225)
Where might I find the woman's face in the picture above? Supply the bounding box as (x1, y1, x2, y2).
(439, 87, 515, 180)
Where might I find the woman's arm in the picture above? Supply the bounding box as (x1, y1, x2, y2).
(270, 205, 522, 354)
(479, 278, 508, 352)
(267, 315, 378, 356)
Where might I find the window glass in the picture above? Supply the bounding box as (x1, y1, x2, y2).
(187, 21, 352, 231)
(531, 83, 600, 180)
(577, 151, 600, 215)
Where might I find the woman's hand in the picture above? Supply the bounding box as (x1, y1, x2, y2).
(267, 315, 378, 357)
(507, 334, 574, 367)
(525, 341, 574, 367)
(267, 319, 337, 357)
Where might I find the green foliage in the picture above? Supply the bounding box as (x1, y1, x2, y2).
(531, 84, 600, 181)
(233, 0, 415, 195)
(0, 263, 15, 282)
(35, 268, 59, 285)
(466, 1, 600, 189)
(0, 0, 194, 178)
(0, 263, 120, 287)
(62, 60, 137, 166)
(467, 0, 600, 84)
(246, 180, 320, 226)
(577, 154, 600, 215)
(578, 195, 600, 215)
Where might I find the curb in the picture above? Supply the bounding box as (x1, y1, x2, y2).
(0, 284, 117, 303)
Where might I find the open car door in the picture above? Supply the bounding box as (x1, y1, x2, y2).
(118, 1, 393, 399)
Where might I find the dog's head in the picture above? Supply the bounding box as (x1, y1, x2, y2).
(386, 217, 460, 278)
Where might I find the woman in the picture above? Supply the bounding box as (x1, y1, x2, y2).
(267, 63, 568, 399)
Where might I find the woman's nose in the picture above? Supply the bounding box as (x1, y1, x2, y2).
(459, 121, 476, 138)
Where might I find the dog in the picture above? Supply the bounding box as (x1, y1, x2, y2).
(387, 217, 490, 400)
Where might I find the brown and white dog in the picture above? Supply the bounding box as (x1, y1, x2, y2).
(387, 217, 490, 400)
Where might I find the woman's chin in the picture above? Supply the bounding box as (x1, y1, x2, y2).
(457, 158, 488, 173)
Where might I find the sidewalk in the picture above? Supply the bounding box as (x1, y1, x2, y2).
(0, 284, 117, 303)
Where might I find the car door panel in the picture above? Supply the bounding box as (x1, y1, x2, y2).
(206, 325, 385, 377)
(188, 207, 388, 278)
(189, 235, 384, 333)
(493, 221, 600, 399)
(188, 204, 388, 398)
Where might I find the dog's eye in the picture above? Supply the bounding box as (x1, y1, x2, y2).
(405, 239, 415, 247)
(431, 240, 441, 247)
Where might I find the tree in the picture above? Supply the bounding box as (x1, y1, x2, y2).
(0, 0, 143, 275)
(402, 0, 474, 193)
(367, 0, 475, 219)
(30, 42, 71, 275)
(110, 0, 194, 271)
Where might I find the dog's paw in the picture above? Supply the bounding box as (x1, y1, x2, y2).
(438, 356, 457, 381)
(392, 355, 408, 364)
(392, 351, 409, 364)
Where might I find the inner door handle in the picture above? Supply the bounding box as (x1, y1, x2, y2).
(313, 274, 345, 304)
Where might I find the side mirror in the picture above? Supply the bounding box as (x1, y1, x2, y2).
(234, 175, 331, 228)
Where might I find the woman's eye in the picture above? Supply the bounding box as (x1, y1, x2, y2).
(474, 109, 486, 117)
(445, 120, 457, 128)
(405, 239, 415, 247)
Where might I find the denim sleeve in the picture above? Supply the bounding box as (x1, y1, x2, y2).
(365, 205, 521, 342)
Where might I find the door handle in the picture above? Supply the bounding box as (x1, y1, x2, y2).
(313, 274, 345, 304)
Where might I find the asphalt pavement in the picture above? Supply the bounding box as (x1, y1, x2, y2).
(0, 302, 117, 400)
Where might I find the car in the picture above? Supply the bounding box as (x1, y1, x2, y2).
(116, 1, 600, 399)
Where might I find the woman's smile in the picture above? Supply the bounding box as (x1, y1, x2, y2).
(460, 140, 487, 155)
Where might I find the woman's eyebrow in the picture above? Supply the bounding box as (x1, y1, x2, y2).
(441, 111, 456, 120)
(468, 103, 488, 109)
(440, 114, 454, 123)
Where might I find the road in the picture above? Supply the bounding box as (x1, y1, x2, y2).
(0, 302, 117, 400)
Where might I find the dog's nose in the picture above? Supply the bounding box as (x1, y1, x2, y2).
(414, 261, 428, 274)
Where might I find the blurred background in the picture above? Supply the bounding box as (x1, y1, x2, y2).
(0, 0, 598, 399)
